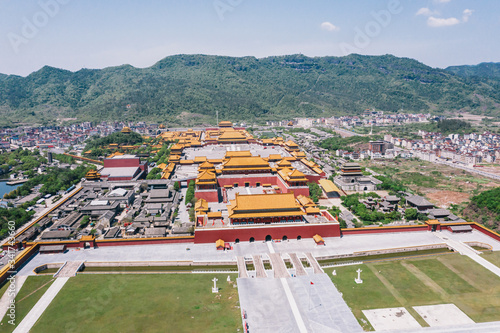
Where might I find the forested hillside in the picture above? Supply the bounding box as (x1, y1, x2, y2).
(463, 187, 500, 232)
(446, 62, 500, 80)
(1, 54, 500, 127)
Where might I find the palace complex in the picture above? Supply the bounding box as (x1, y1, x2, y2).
(153, 121, 340, 243)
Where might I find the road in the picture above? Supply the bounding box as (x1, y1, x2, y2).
(434, 160, 500, 180)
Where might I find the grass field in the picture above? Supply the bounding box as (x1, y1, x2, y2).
(31, 274, 240, 333)
(317, 248, 452, 266)
(482, 251, 500, 267)
(325, 253, 500, 330)
(0, 276, 55, 332)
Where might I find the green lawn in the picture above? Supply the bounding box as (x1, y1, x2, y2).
(376, 261, 440, 304)
(0, 276, 55, 332)
(326, 254, 500, 330)
(317, 248, 452, 266)
(31, 274, 241, 333)
(323, 265, 398, 331)
(410, 259, 477, 294)
(482, 251, 500, 268)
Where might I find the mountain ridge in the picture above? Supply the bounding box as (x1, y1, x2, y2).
(1, 54, 500, 126)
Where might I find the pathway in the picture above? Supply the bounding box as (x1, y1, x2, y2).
(252, 255, 267, 278)
(289, 253, 307, 276)
(305, 253, 323, 274)
(269, 253, 290, 278)
(0, 275, 27, 321)
(55, 261, 84, 277)
(236, 256, 248, 278)
(13, 277, 69, 333)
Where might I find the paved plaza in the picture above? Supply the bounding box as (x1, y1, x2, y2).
(413, 304, 475, 328)
(362, 308, 421, 331)
(238, 274, 362, 333)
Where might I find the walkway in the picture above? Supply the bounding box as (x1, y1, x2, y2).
(289, 253, 308, 276)
(436, 233, 500, 278)
(269, 253, 290, 278)
(236, 256, 248, 278)
(0, 275, 27, 321)
(13, 277, 69, 333)
(252, 255, 267, 278)
(56, 261, 84, 277)
(305, 253, 323, 274)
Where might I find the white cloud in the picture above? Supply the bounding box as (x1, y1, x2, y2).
(427, 16, 460, 27)
(434, 0, 451, 3)
(416, 8, 436, 16)
(320, 21, 339, 32)
(462, 9, 473, 22)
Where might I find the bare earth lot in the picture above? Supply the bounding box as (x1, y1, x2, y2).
(363, 159, 500, 207)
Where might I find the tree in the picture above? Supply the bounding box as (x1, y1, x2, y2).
(405, 208, 419, 220)
(174, 182, 180, 191)
(185, 181, 196, 204)
(307, 182, 323, 203)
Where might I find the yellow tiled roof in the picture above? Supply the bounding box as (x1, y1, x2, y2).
(318, 179, 340, 193)
(306, 207, 321, 214)
(195, 198, 209, 211)
(297, 195, 316, 207)
(225, 151, 252, 158)
(313, 234, 324, 243)
(207, 211, 222, 218)
(194, 156, 207, 163)
(223, 156, 270, 167)
(228, 193, 304, 219)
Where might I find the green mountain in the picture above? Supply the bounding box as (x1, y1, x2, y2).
(446, 62, 500, 80)
(1, 54, 500, 126)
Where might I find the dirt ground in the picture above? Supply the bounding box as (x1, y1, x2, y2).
(476, 165, 500, 176)
(362, 159, 500, 207)
(426, 191, 470, 208)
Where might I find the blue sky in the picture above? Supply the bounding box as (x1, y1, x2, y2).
(1, 0, 499, 76)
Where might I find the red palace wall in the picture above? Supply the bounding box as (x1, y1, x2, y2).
(104, 158, 140, 168)
(95, 237, 193, 247)
(305, 174, 324, 183)
(217, 176, 278, 188)
(217, 175, 309, 198)
(195, 190, 219, 202)
(194, 223, 341, 244)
